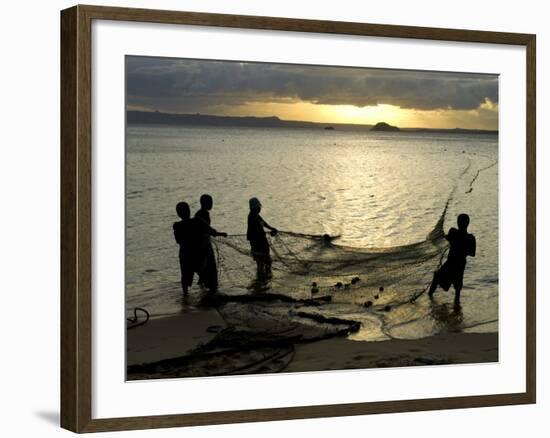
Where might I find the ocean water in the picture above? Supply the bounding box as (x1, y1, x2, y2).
(126, 124, 498, 340)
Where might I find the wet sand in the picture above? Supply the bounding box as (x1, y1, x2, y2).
(127, 308, 226, 367)
(126, 306, 498, 380)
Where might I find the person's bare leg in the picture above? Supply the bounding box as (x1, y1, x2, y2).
(454, 286, 462, 305)
(181, 268, 189, 295)
(260, 262, 268, 280)
(428, 273, 438, 298)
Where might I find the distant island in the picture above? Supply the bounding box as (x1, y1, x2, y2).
(127, 111, 498, 135)
(371, 122, 401, 132)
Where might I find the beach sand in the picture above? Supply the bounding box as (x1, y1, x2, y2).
(127, 308, 226, 367)
(286, 332, 498, 372)
(126, 306, 498, 380)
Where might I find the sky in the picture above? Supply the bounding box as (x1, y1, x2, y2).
(126, 56, 499, 130)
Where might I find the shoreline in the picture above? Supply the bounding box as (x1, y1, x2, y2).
(126, 308, 498, 380)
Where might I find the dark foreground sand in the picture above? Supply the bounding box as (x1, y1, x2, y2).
(286, 332, 498, 372)
(127, 307, 498, 380)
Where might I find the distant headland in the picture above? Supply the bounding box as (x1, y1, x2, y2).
(127, 110, 498, 135)
(127, 110, 373, 131)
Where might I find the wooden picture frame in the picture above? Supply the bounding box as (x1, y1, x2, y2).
(61, 4, 536, 433)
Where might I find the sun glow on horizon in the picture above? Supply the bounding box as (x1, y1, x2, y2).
(224, 102, 415, 127)
(128, 98, 499, 130)
(211, 100, 498, 130)
(318, 104, 410, 127)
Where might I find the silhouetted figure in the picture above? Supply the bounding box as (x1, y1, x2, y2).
(173, 202, 197, 294)
(429, 213, 476, 304)
(194, 194, 227, 294)
(247, 197, 278, 280)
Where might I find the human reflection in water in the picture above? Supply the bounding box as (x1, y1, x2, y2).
(172, 202, 196, 295)
(194, 194, 227, 294)
(430, 301, 464, 333)
(429, 213, 476, 304)
(247, 197, 278, 281)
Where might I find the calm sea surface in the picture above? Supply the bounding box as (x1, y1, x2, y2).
(126, 124, 498, 339)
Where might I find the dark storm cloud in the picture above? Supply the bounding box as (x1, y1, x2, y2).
(126, 56, 498, 113)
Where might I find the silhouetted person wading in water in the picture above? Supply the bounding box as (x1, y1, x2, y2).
(247, 197, 278, 280)
(173, 202, 198, 295)
(429, 213, 476, 304)
(194, 194, 227, 294)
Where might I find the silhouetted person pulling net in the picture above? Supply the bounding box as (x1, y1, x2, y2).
(429, 213, 476, 304)
(194, 194, 227, 294)
(172, 202, 198, 294)
(247, 197, 278, 280)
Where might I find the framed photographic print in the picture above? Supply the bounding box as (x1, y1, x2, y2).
(60, 4, 536, 433)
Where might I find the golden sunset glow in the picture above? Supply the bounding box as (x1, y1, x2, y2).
(212, 101, 498, 130)
(127, 57, 499, 130)
(232, 102, 411, 126)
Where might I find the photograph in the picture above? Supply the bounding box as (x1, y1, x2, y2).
(124, 56, 499, 380)
(0, 0, 544, 433)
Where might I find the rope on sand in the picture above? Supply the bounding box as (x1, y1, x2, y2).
(127, 307, 150, 329)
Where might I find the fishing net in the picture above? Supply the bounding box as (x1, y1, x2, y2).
(212, 156, 496, 311)
(213, 201, 450, 310)
(127, 157, 498, 378)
